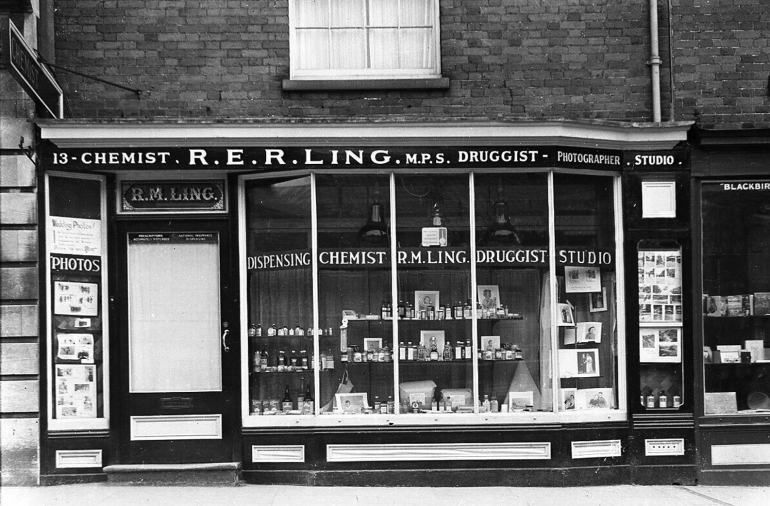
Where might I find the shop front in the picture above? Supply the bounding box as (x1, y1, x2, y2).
(691, 127, 770, 485)
(37, 120, 694, 486)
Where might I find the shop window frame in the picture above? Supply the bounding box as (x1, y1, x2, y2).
(239, 168, 628, 427)
(44, 171, 111, 432)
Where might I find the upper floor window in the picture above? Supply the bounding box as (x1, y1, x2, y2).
(290, 0, 441, 80)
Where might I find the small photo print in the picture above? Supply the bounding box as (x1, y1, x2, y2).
(557, 303, 575, 327)
(561, 388, 577, 411)
(576, 322, 602, 343)
(415, 290, 440, 314)
(477, 285, 501, 310)
(576, 349, 600, 377)
(578, 388, 613, 410)
(508, 391, 534, 412)
(589, 288, 607, 312)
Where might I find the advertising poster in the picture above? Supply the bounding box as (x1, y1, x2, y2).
(638, 250, 682, 322)
(55, 364, 97, 418)
(49, 216, 102, 256)
(639, 327, 681, 363)
(56, 333, 94, 363)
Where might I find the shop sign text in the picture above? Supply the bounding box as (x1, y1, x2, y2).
(49, 146, 629, 171)
(121, 180, 225, 212)
(248, 248, 612, 271)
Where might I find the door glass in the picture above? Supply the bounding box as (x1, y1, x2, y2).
(128, 234, 223, 393)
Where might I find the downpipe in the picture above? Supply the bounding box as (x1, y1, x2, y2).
(648, 0, 662, 122)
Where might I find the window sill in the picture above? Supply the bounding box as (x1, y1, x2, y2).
(282, 77, 450, 92)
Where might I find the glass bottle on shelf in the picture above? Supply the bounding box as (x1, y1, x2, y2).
(290, 350, 298, 367)
(464, 340, 472, 359)
(326, 349, 334, 370)
(248, 323, 257, 340)
(260, 348, 268, 371)
(282, 385, 293, 413)
(277, 350, 287, 367)
(482, 394, 490, 413)
(300, 349, 308, 369)
(398, 300, 405, 319)
(490, 393, 499, 413)
(443, 342, 453, 361)
(463, 299, 472, 319)
(407, 342, 416, 361)
(304, 382, 314, 414)
(252, 349, 260, 373)
(429, 336, 439, 361)
(454, 341, 463, 360)
(417, 342, 427, 361)
(399, 342, 406, 361)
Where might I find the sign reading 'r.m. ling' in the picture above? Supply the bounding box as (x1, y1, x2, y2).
(121, 180, 226, 213)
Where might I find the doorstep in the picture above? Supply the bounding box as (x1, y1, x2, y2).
(103, 462, 241, 486)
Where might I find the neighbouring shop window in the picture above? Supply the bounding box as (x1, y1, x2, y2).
(702, 181, 770, 415)
(242, 171, 624, 422)
(290, 0, 441, 80)
(46, 173, 109, 430)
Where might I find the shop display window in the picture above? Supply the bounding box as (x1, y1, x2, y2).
(45, 173, 110, 430)
(241, 170, 625, 424)
(701, 181, 770, 415)
(637, 241, 684, 410)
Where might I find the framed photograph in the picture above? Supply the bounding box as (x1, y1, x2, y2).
(477, 284, 501, 310)
(589, 288, 607, 312)
(565, 266, 601, 293)
(557, 303, 574, 326)
(560, 388, 577, 411)
(576, 322, 602, 343)
(508, 391, 534, 412)
(420, 330, 446, 353)
(577, 388, 613, 410)
(639, 327, 681, 363)
(363, 337, 382, 352)
(335, 393, 369, 414)
(415, 290, 439, 314)
(481, 335, 501, 351)
(576, 349, 600, 377)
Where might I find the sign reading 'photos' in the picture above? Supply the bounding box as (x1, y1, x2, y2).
(638, 250, 682, 322)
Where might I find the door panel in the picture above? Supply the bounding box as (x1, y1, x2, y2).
(116, 220, 237, 464)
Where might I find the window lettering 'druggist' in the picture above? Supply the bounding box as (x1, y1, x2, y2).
(290, 0, 441, 80)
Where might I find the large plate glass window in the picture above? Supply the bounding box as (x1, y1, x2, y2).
(316, 174, 394, 415)
(241, 169, 626, 424)
(553, 174, 622, 413)
(473, 174, 551, 414)
(395, 174, 472, 414)
(290, 0, 441, 80)
(701, 181, 770, 415)
(243, 176, 314, 417)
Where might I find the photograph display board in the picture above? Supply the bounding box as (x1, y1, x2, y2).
(46, 173, 109, 428)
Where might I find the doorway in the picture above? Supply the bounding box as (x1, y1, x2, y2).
(114, 219, 238, 464)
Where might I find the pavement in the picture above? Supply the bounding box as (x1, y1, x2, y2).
(1, 484, 769, 506)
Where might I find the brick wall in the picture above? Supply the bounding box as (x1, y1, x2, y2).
(672, 0, 770, 129)
(54, 0, 663, 122)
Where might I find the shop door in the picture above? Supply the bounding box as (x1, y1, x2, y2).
(116, 220, 237, 464)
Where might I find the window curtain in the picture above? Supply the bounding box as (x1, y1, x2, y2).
(295, 0, 433, 71)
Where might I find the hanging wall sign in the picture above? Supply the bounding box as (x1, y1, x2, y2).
(120, 180, 226, 213)
(0, 17, 64, 118)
